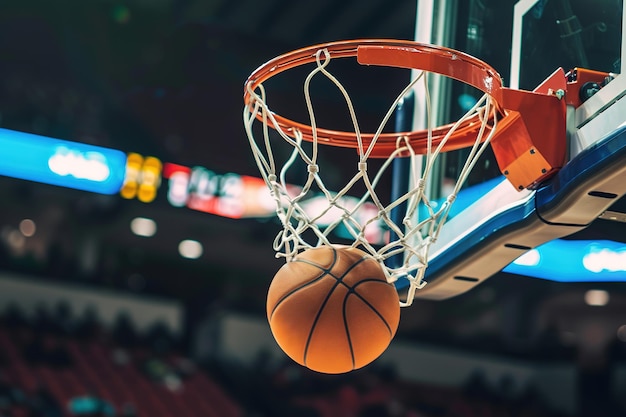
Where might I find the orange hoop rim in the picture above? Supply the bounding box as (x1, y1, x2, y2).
(243, 39, 507, 157)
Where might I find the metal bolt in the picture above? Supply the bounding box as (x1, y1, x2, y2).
(554, 89, 566, 100)
(541, 168, 547, 174)
(530, 149, 536, 155)
(504, 170, 509, 175)
(579, 82, 601, 103)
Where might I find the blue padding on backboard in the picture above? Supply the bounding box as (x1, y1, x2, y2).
(419, 183, 537, 280)
(535, 124, 626, 214)
(410, 124, 626, 286)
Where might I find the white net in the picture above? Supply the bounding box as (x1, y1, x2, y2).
(243, 48, 498, 307)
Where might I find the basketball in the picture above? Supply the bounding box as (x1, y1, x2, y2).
(266, 245, 400, 374)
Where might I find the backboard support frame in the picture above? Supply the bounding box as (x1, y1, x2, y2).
(401, 0, 626, 300)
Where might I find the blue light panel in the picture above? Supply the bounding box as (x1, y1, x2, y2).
(0, 129, 127, 194)
(504, 239, 626, 282)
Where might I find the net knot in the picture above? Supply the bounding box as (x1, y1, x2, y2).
(267, 174, 277, 183)
(358, 162, 367, 172)
(315, 48, 332, 68)
(372, 253, 385, 263)
(416, 178, 426, 191)
(447, 194, 457, 204)
(307, 164, 319, 173)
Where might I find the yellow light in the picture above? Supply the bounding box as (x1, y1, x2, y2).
(120, 153, 163, 203)
(137, 156, 162, 203)
(121, 153, 143, 199)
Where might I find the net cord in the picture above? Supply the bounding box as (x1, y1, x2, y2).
(243, 47, 498, 307)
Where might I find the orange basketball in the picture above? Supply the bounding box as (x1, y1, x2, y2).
(266, 246, 400, 374)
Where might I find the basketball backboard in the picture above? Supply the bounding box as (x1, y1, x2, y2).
(402, 0, 626, 300)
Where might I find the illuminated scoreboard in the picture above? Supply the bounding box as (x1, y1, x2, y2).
(162, 163, 275, 219)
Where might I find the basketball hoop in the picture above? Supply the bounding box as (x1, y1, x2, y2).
(243, 39, 566, 306)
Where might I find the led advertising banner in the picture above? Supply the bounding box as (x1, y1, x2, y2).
(162, 163, 275, 219)
(504, 239, 626, 282)
(0, 129, 127, 194)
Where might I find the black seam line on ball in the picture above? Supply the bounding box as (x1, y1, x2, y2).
(303, 277, 340, 368)
(342, 292, 356, 370)
(334, 256, 369, 284)
(269, 250, 341, 320)
(303, 248, 340, 366)
(302, 255, 373, 367)
(269, 267, 327, 321)
(350, 279, 394, 335)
